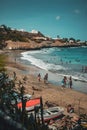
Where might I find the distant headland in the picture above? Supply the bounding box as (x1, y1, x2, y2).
(0, 25, 87, 50)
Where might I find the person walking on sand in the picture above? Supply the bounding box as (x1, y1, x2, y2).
(38, 73, 41, 82)
(69, 76, 72, 89)
(45, 73, 48, 83)
(13, 71, 16, 80)
(44, 73, 48, 83)
(44, 75, 46, 83)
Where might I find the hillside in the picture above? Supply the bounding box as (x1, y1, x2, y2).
(0, 25, 87, 50)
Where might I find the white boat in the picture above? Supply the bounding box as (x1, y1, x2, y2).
(38, 106, 64, 122)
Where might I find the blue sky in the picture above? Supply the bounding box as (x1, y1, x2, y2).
(0, 0, 87, 41)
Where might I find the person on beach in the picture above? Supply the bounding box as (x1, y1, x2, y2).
(67, 104, 74, 113)
(13, 71, 16, 80)
(60, 58, 63, 64)
(64, 76, 67, 87)
(61, 76, 67, 88)
(44, 75, 46, 83)
(38, 73, 41, 82)
(44, 73, 48, 83)
(69, 76, 72, 89)
(85, 66, 87, 73)
(61, 78, 64, 88)
(14, 57, 16, 63)
(82, 66, 84, 72)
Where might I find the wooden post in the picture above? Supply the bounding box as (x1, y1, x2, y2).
(40, 97, 44, 125)
(78, 99, 81, 115)
(21, 85, 26, 124)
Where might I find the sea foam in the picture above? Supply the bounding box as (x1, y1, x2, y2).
(21, 51, 65, 71)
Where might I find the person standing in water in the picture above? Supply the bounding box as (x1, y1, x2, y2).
(61, 76, 67, 88)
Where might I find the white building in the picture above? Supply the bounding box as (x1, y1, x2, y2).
(31, 30, 38, 34)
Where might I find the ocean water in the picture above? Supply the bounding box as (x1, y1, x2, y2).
(20, 46, 87, 93)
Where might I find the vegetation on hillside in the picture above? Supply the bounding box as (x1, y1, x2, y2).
(0, 24, 87, 50)
(0, 54, 7, 72)
(0, 25, 45, 42)
(0, 25, 29, 43)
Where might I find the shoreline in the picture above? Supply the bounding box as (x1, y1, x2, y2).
(3, 50, 87, 114)
(5, 49, 87, 94)
(1, 49, 87, 93)
(20, 49, 87, 94)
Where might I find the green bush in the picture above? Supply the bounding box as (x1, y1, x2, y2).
(0, 54, 7, 72)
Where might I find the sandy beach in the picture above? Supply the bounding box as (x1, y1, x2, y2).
(4, 50, 87, 115)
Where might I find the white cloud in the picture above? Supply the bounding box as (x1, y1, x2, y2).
(56, 16, 61, 20)
(74, 9, 80, 14)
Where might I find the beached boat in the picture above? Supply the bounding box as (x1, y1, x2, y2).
(38, 106, 64, 122)
(17, 97, 40, 111)
(17, 98, 64, 122)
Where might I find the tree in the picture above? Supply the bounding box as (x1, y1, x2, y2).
(76, 39, 80, 42)
(62, 38, 68, 42)
(1, 24, 11, 32)
(57, 35, 60, 38)
(69, 37, 76, 42)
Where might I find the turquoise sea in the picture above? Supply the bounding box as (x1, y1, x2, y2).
(20, 46, 87, 93)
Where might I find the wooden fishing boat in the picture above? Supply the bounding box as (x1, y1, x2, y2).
(38, 106, 64, 122)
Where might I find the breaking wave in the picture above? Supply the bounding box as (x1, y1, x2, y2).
(21, 51, 65, 71)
